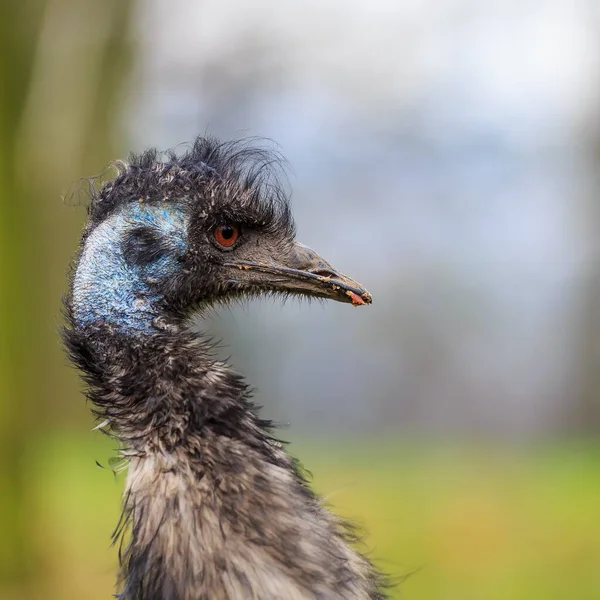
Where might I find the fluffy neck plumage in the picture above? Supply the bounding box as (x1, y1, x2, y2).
(64, 322, 386, 600)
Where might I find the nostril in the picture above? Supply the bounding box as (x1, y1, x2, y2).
(312, 269, 336, 278)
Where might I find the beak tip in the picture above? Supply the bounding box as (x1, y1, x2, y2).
(346, 290, 372, 306)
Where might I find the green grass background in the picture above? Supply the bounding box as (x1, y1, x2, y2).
(6, 433, 598, 600)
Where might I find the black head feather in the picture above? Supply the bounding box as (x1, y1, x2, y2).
(87, 136, 295, 238)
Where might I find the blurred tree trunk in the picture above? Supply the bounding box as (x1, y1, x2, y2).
(0, 0, 134, 592)
(567, 4, 600, 436)
(572, 185, 600, 434)
(0, 1, 47, 586)
(574, 295, 600, 432)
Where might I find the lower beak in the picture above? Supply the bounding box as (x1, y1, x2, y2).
(225, 242, 372, 306)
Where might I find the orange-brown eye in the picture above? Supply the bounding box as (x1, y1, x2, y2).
(214, 224, 240, 248)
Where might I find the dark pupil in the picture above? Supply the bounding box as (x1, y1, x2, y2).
(221, 226, 235, 239)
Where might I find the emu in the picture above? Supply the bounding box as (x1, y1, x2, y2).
(63, 137, 386, 599)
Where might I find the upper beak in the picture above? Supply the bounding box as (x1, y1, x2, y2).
(225, 242, 372, 306)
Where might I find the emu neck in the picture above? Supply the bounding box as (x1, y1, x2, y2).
(72, 323, 268, 451)
(67, 322, 383, 600)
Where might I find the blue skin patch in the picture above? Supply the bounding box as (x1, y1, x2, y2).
(73, 203, 189, 333)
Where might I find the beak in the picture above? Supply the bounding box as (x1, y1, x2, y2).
(224, 242, 372, 306)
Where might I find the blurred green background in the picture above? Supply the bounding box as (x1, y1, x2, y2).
(1, 1, 600, 599)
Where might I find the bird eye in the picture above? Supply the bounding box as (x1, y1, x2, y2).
(214, 224, 240, 248)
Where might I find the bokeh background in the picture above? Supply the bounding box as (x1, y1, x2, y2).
(1, 1, 600, 598)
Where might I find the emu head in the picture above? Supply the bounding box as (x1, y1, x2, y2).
(71, 138, 371, 334)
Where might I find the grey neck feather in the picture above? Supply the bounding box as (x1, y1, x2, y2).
(72, 325, 386, 600)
